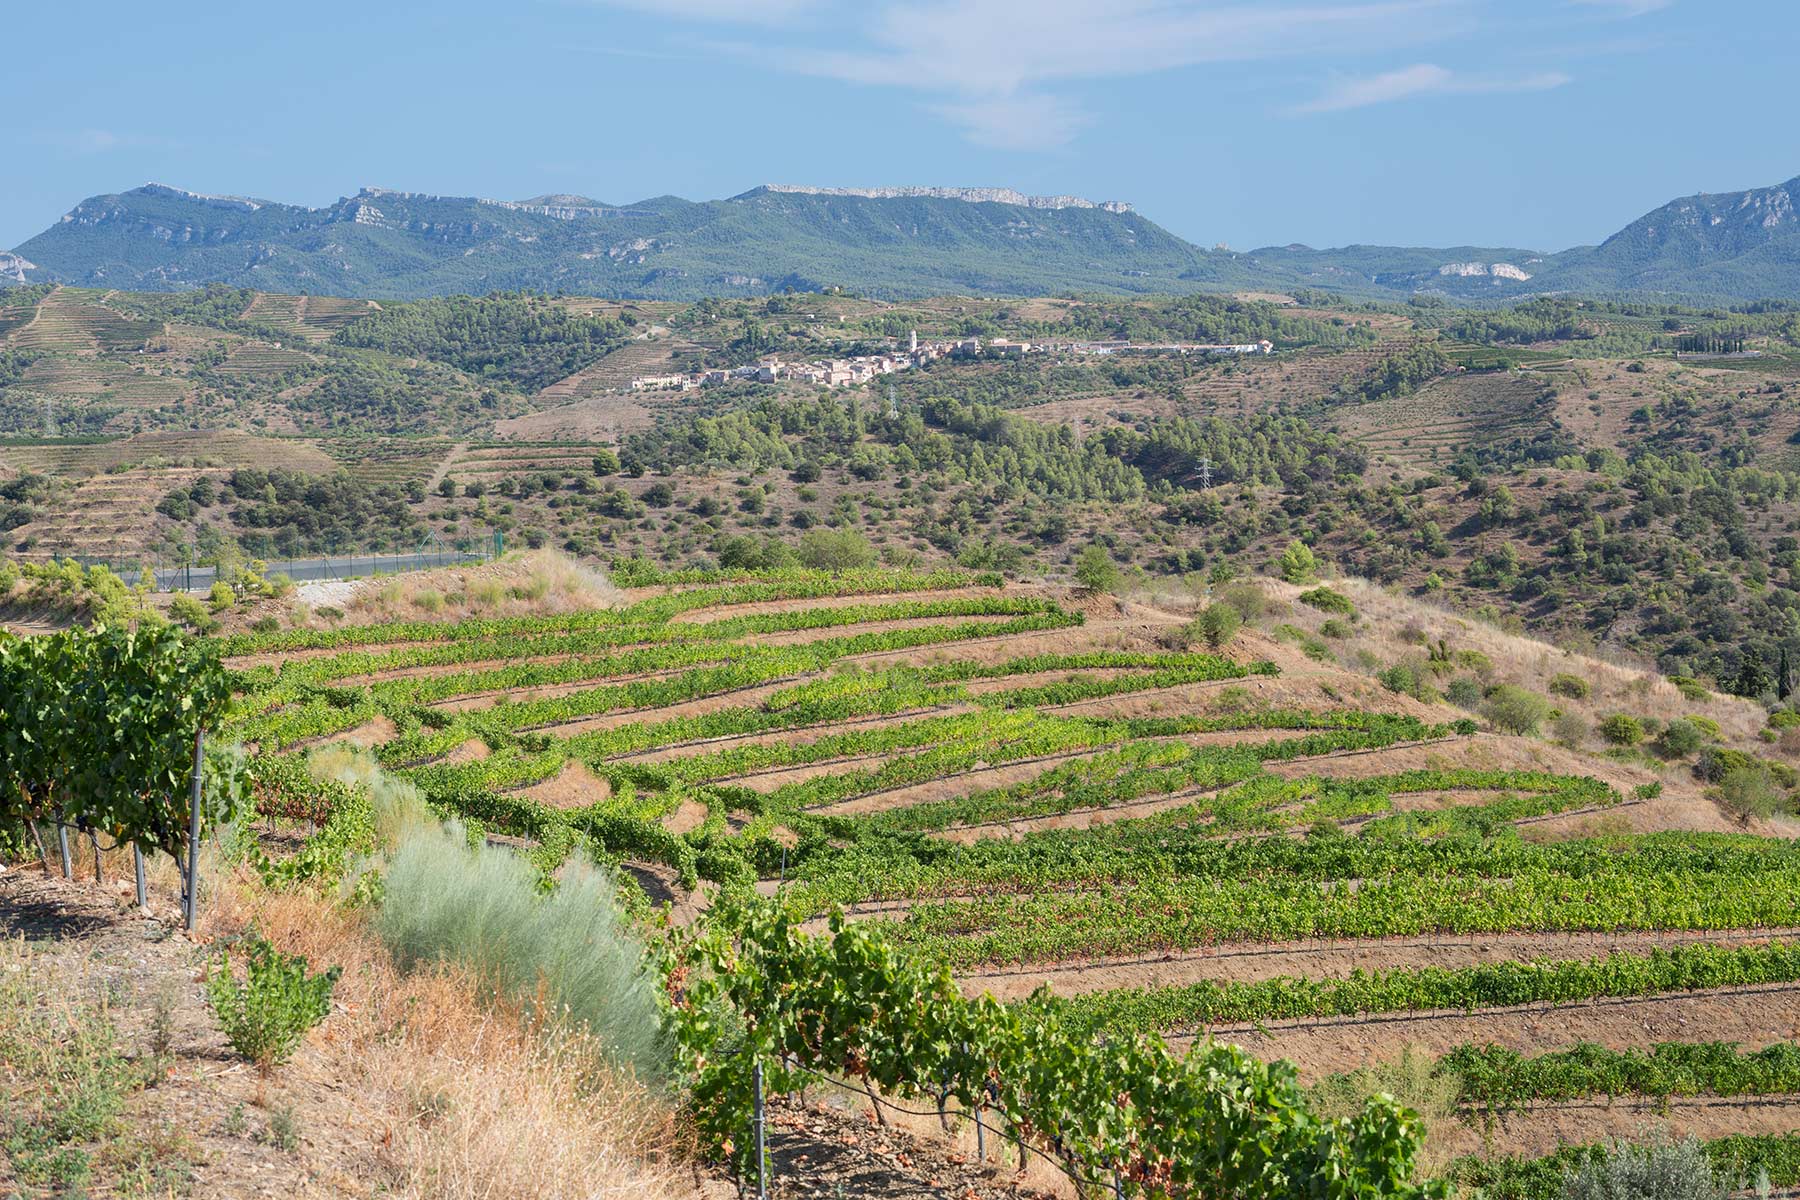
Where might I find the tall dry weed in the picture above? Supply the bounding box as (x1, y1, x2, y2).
(221, 885, 691, 1200)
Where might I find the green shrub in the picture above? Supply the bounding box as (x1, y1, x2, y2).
(1157, 623, 1198, 651)
(1273, 626, 1332, 661)
(1378, 663, 1434, 701)
(376, 825, 668, 1081)
(1598, 713, 1644, 747)
(1688, 715, 1722, 738)
(1446, 677, 1483, 708)
(1073, 543, 1120, 594)
(1551, 711, 1589, 747)
(1769, 710, 1800, 730)
(1455, 649, 1493, 673)
(1212, 684, 1256, 713)
(250, 616, 280, 634)
(266, 1105, 301, 1153)
(1297, 587, 1353, 615)
(797, 528, 878, 573)
(1378, 664, 1418, 696)
(1219, 581, 1270, 622)
(169, 593, 220, 634)
(1482, 685, 1552, 736)
(1195, 602, 1242, 650)
(1560, 1134, 1741, 1200)
(1669, 676, 1711, 702)
(1548, 673, 1590, 700)
(207, 580, 236, 612)
(206, 931, 339, 1071)
(1656, 718, 1705, 759)
(1319, 619, 1351, 639)
(1696, 745, 1754, 783)
(1278, 540, 1318, 584)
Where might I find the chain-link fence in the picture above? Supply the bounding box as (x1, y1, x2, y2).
(26, 533, 504, 593)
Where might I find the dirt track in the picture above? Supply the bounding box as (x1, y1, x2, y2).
(961, 926, 1800, 999)
(1199, 980, 1800, 1082)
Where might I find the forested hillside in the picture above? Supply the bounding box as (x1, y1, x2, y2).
(9, 281, 1800, 693)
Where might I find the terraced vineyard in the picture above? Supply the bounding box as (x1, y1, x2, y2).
(439, 440, 619, 486)
(4, 287, 161, 354)
(12, 355, 190, 409)
(318, 436, 451, 486)
(212, 340, 315, 381)
(5, 467, 211, 560)
(0, 430, 335, 478)
(240, 292, 379, 341)
(1332, 370, 1560, 470)
(1184, 339, 1411, 414)
(227, 565, 1800, 1188)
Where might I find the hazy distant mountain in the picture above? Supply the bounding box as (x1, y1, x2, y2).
(1540, 175, 1800, 298)
(8, 175, 1800, 301)
(6, 183, 1237, 300)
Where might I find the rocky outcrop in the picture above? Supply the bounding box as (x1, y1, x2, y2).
(1439, 261, 1532, 281)
(0, 252, 37, 284)
(481, 197, 619, 220)
(138, 183, 265, 212)
(753, 185, 1133, 213)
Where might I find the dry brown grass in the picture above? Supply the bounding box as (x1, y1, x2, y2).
(297, 550, 627, 629)
(211, 881, 694, 1200)
(1260, 574, 1768, 749)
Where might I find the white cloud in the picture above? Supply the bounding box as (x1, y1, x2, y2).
(1293, 63, 1453, 112)
(845, 0, 1446, 92)
(32, 129, 180, 155)
(749, 0, 1457, 147)
(588, 0, 818, 23)
(72, 130, 125, 153)
(928, 91, 1092, 151)
(1570, 0, 1673, 15)
(1293, 63, 1571, 113)
(592, 0, 1594, 148)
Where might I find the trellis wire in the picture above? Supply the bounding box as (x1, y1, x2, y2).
(755, 1053, 1123, 1197)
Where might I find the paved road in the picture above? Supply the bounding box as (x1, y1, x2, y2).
(155, 552, 485, 593)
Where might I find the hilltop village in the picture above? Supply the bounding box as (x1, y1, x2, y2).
(629, 331, 1276, 391)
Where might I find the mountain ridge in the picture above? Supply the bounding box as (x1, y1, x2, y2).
(9, 174, 1800, 302)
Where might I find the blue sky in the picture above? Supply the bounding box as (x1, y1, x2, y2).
(4, 0, 1795, 254)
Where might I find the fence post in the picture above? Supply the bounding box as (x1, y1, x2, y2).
(752, 1058, 768, 1200)
(133, 844, 147, 909)
(962, 1044, 984, 1161)
(184, 728, 205, 932)
(57, 823, 72, 879)
(90, 831, 101, 883)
